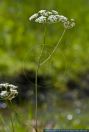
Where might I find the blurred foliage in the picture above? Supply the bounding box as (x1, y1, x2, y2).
(0, 99, 89, 130)
(0, 0, 89, 82)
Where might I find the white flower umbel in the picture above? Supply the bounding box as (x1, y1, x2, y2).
(29, 9, 75, 28)
(63, 19, 75, 29)
(0, 83, 18, 101)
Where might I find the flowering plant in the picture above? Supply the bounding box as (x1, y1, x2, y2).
(29, 10, 75, 132)
(0, 83, 18, 101)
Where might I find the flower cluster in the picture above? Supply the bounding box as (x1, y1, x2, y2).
(29, 10, 75, 29)
(0, 83, 18, 101)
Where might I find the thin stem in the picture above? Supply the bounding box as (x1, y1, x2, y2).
(10, 115, 15, 132)
(40, 29, 66, 66)
(0, 115, 6, 132)
(35, 24, 46, 132)
(9, 101, 15, 132)
(9, 101, 25, 132)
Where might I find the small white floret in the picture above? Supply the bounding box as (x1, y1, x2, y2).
(38, 10, 46, 14)
(29, 13, 38, 21)
(35, 16, 46, 23)
(59, 15, 68, 22)
(52, 10, 58, 15)
(0, 91, 8, 98)
(48, 15, 60, 23)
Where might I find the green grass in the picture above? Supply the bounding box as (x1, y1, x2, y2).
(0, 99, 89, 131)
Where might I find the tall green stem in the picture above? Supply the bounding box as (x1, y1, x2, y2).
(9, 101, 15, 132)
(35, 24, 46, 132)
(10, 114, 15, 132)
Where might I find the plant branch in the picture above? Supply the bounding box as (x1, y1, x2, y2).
(35, 24, 46, 132)
(40, 29, 66, 66)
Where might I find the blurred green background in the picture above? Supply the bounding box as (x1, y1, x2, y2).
(0, 0, 89, 78)
(0, 0, 89, 130)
